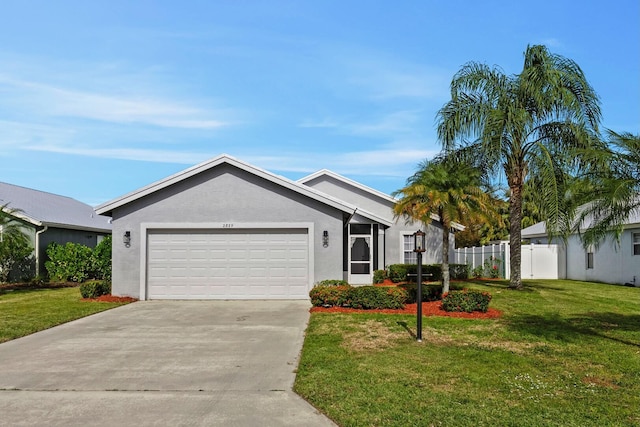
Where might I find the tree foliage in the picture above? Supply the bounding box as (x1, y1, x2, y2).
(576, 130, 640, 247)
(437, 44, 601, 289)
(393, 154, 497, 293)
(0, 205, 33, 283)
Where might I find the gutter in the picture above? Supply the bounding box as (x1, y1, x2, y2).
(35, 225, 48, 277)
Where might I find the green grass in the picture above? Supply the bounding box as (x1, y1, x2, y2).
(0, 286, 132, 343)
(294, 280, 640, 426)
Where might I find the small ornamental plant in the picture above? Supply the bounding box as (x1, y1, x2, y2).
(441, 289, 492, 313)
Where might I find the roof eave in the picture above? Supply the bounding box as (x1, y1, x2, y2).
(95, 155, 359, 217)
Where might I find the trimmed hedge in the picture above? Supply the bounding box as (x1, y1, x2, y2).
(79, 280, 111, 299)
(373, 269, 387, 284)
(348, 286, 407, 309)
(441, 289, 492, 313)
(310, 285, 352, 307)
(387, 263, 469, 282)
(315, 279, 349, 287)
(399, 282, 465, 303)
(310, 284, 408, 309)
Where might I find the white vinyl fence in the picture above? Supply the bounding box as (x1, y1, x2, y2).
(454, 242, 561, 280)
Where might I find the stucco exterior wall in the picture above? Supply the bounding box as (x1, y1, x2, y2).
(564, 230, 640, 285)
(303, 175, 395, 219)
(386, 220, 453, 267)
(110, 164, 345, 298)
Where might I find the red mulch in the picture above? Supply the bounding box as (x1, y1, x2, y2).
(82, 295, 138, 303)
(310, 301, 502, 319)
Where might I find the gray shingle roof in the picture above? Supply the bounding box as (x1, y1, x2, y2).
(0, 182, 111, 232)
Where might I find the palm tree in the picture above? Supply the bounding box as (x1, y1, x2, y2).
(393, 155, 496, 293)
(437, 45, 601, 289)
(578, 130, 640, 246)
(0, 205, 32, 283)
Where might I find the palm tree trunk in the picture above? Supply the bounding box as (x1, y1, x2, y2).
(509, 184, 523, 289)
(442, 221, 450, 293)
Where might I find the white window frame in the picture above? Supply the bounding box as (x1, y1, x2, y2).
(401, 233, 417, 264)
(633, 232, 640, 256)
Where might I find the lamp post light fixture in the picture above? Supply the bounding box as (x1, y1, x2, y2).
(413, 229, 426, 342)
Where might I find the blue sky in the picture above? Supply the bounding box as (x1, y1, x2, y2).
(1, 1, 638, 206)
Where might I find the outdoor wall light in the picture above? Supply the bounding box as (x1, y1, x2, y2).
(323, 230, 329, 247)
(123, 231, 131, 248)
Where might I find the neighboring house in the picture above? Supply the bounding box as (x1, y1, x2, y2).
(521, 209, 640, 286)
(95, 154, 460, 300)
(0, 182, 112, 278)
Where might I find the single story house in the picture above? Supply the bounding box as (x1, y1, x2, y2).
(96, 154, 460, 300)
(521, 209, 640, 286)
(0, 182, 112, 278)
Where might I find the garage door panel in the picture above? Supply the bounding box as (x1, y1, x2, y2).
(147, 229, 310, 299)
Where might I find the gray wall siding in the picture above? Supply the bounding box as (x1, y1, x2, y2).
(386, 221, 452, 267)
(111, 165, 345, 297)
(304, 176, 395, 219)
(565, 230, 640, 285)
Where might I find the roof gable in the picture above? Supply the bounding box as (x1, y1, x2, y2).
(0, 182, 111, 232)
(95, 155, 392, 226)
(298, 169, 397, 204)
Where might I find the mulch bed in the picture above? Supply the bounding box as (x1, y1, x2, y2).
(310, 301, 502, 319)
(81, 295, 138, 303)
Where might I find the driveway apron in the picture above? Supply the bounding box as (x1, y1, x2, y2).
(0, 300, 335, 426)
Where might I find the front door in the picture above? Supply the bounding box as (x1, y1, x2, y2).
(348, 224, 372, 284)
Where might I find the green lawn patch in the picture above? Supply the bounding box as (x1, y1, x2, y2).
(0, 286, 132, 343)
(294, 280, 640, 426)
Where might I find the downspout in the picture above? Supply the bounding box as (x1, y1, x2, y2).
(35, 225, 48, 277)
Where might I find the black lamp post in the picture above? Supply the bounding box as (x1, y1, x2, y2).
(413, 229, 426, 342)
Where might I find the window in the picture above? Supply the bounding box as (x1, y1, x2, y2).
(403, 234, 417, 264)
(586, 246, 594, 269)
(633, 232, 640, 256)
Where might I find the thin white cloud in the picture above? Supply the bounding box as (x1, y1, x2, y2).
(244, 145, 439, 177)
(299, 110, 425, 139)
(24, 144, 211, 164)
(0, 75, 230, 129)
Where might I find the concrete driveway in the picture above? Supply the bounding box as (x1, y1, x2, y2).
(0, 301, 335, 426)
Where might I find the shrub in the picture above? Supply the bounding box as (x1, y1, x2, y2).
(90, 236, 112, 281)
(373, 269, 387, 284)
(399, 283, 443, 302)
(45, 242, 93, 282)
(441, 289, 492, 313)
(388, 264, 417, 282)
(388, 263, 469, 282)
(348, 286, 407, 309)
(0, 238, 34, 283)
(483, 256, 502, 278)
(450, 264, 470, 280)
(315, 279, 349, 287)
(79, 280, 111, 299)
(310, 285, 351, 307)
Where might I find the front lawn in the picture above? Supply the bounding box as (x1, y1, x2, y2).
(0, 286, 132, 343)
(294, 280, 640, 426)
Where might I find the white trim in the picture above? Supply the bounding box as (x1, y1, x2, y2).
(347, 223, 373, 284)
(298, 169, 397, 204)
(96, 155, 357, 216)
(139, 222, 314, 301)
(399, 233, 418, 264)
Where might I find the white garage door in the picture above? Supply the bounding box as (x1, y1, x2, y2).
(147, 229, 309, 299)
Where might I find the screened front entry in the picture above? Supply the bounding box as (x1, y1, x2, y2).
(348, 223, 378, 284)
